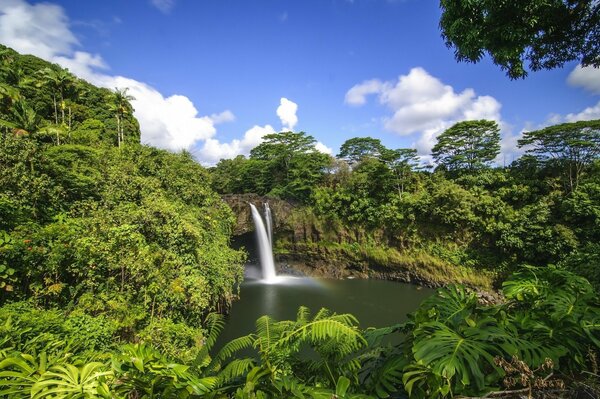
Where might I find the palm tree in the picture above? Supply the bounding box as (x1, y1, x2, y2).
(4, 100, 42, 135)
(36, 67, 75, 125)
(109, 87, 135, 148)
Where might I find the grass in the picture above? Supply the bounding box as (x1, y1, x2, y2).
(275, 239, 495, 290)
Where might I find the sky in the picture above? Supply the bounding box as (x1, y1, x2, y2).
(1, 0, 599, 165)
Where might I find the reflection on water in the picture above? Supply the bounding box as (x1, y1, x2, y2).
(215, 263, 433, 350)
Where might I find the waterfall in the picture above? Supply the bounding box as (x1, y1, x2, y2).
(264, 202, 273, 248)
(250, 203, 276, 281)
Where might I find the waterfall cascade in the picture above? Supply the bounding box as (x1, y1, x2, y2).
(264, 202, 273, 248)
(249, 203, 277, 282)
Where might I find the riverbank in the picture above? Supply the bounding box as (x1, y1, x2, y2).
(274, 240, 502, 303)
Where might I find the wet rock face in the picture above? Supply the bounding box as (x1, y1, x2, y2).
(221, 194, 295, 236)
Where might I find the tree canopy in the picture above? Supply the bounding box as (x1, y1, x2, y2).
(431, 119, 500, 171)
(337, 137, 385, 165)
(518, 119, 600, 191)
(439, 0, 600, 78)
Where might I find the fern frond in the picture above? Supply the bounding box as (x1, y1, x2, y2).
(217, 358, 255, 386)
(209, 334, 255, 372)
(204, 313, 226, 350)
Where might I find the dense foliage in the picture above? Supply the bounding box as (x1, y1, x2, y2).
(212, 120, 600, 290)
(439, 0, 600, 78)
(2, 39, 600, 398)
(0, 46, 244, 356)
(0, 267, 598, 398)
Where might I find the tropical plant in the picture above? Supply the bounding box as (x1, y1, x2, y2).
(439, 0, 600, 78)
(109, 87, 135, 148)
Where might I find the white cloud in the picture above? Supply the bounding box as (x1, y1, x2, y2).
(52, 51, 108, 76)
(277, 97, 298, 131)
(209, 110, 236, 124)
(568, 65, 600, 94)
(315, 141, 333, 155)
(346, 67, 502, 155)
(565, 101, 600, 122)
(195, 125, 276, 165)
(150, 0, 175, 14)
(345, 79, 386, 106)
(0, 0, 78, 59)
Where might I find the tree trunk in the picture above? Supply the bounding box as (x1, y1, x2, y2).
(52, 94, 58, 124)
(116, 114, 121, 148)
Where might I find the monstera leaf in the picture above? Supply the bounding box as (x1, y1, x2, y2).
(411, 319, 502, 392)
(503, 267, 549, 301)
(416, 285, 478, 328)
(581, 309, 600, 348)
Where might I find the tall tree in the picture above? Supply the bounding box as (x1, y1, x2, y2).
(337, 137, 385, 165)
(37, 67, 76, 125)
(518, 119, 600, 192)
(109, 88, 135, 148)
(250, 131, 331, 201)
(432, 120, 500, 172)
(381, 148, 421, 197)
(439, 0, 600, 79)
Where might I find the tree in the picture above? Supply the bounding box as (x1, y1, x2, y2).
(250, 131, 332, 201)
(439, 0, 600, 79)
(432, 120, 500, 171)
(109, 87, 135, 148)
(381, 148, 421, 196)
(37, 67, 76, 124)
(0, 100, 42, 135)
(337, 137, 385, 165)
(518, 119, 600, 192)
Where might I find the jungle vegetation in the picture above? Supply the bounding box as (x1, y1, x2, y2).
(439, 0, 600, 79)
(0, 36, 599, 398)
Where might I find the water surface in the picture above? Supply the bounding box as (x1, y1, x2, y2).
(216, 262, 433, 347)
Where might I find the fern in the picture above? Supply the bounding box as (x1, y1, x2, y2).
(204, 313, 226, 350)
(209, 334, 255, 372)
(365, 356, 407, 398)
(217, 358, 255, 386)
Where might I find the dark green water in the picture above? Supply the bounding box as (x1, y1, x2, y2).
(216, 262, 434, 347)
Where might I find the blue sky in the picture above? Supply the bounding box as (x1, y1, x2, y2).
(1, 0, 599, 164)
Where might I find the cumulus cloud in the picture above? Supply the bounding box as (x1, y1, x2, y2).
(209, 110, 236, 124)
(277, 97, 298, 131)
(345, 79, 386, 106)
(568, 65, 600, 94)
(150, 0, 175, 14)
(0, 0, 78, 59)
(565, 101, 600, 122)
(315, 141, 333, 155)
(195, 125, 276, 165)
(345, 67, 502, 155)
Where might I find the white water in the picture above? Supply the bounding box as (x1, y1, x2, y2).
(250, 203, 277, 282)
(264, 202, 273, 248)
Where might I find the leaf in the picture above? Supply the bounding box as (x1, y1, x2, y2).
(412, 320, 501, 391)
(335, 375, 351, 397)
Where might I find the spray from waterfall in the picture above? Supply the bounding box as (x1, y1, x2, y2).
(264, 202, 273, 248)
(249, 203, 276, 281)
